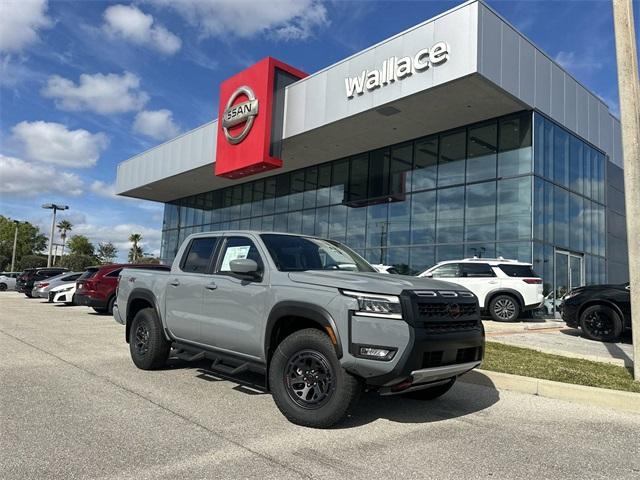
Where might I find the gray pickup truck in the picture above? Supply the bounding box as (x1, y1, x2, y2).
(114, 231, 484, 427)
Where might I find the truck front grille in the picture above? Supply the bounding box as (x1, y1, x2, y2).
(417, 302, 478, 319)
(420, 320, 480, 334)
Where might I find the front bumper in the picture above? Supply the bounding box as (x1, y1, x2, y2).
(560, 301, 579, 327)
(351, 289, 485, 392)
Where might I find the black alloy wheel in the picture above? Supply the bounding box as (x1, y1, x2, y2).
(580, 305, 623, 342)
(134, 323, 150, 357)
(284, 349, 334, 409)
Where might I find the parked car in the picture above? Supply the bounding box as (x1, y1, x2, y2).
(417, 258, 544, 322)
(32, 272, 83, 300)
(75, 263, 170, 314)
(49, 283, 77, 305)
(114, 231, 484, 428)
(0, 272, 21, 291)
(371, 264, 400, 274)
(16, 267, 69, 297)
(561, 283, 631, 342)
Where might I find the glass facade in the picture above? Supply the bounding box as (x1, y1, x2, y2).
(161, 110, 607, 296)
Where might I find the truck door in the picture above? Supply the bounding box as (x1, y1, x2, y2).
(200, 235, 269, 360)
(164, 236, 219, 342)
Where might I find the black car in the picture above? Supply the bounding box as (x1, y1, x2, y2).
(16, 267, 69, 298)
(561, 283, 631, 342)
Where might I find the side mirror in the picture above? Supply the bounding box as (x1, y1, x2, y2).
(230, 258, 259, 275)
(424, 272, 433, 278)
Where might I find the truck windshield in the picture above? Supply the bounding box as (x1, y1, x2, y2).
(260, 234, 376, 272)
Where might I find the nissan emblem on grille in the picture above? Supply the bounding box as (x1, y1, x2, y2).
(222, 86, 259, 145)
(447, 304, 462, 319)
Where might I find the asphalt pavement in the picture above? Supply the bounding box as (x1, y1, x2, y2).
(1, 291, 639, 480)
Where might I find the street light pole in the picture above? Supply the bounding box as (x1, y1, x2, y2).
(42, 204, 69, 268)
(10, 220, 19, 272)
(612, 0, 640, 380)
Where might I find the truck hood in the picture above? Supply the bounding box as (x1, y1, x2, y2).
(287, 271, 467, 295)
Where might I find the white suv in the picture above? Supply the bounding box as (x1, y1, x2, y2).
(418, 258, 544, 322)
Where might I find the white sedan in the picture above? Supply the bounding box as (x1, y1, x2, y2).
(50, 283, 77, 305)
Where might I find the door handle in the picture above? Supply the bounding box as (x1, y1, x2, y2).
(169, 279, 180, 287)
(205, 283, 217, 291)
(489, 280, 498, 284)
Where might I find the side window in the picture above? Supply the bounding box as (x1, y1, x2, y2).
(106, 269, 123, 278)
(217, 237, 264, 276)
(181, 237, 219, 273)
(431, 264, 461, 278)
(462, 263, 495, 277)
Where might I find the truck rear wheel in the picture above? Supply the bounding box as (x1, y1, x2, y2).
(269, 328, 361, 428)
(129, 308, 170, 370)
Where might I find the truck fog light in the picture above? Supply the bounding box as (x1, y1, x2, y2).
(359, 346, 395, 360)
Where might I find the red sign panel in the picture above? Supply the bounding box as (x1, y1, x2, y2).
(215, 57, 307, 179)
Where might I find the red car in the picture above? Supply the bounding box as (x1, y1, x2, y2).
(75, 263, 169, 314)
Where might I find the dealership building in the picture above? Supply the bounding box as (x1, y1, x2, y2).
(116, 0, 628, 299)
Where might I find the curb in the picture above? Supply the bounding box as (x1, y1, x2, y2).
(459, 369, 640, 414)
(487, 339, 632, 368)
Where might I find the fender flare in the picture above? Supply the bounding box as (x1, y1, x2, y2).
(265, 301, 343, 360)
(485, 288, 525, 309)
(125, 288, 166, 343)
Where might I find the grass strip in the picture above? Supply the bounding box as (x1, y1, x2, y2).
(483, 341, 640, 394)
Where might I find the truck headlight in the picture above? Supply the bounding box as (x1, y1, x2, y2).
(342, 290, 402, 319)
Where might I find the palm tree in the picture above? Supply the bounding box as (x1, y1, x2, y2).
(57, 220, 73, 257)
(128, 233, 142, 263)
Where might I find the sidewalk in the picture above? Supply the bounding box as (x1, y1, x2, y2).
(483, 318, 634, 367)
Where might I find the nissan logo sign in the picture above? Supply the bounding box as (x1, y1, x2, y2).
(222, 86, 258, 145)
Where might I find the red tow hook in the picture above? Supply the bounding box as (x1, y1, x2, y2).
(390, 376, 414, 393)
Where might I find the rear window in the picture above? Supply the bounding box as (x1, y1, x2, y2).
(79, 268, 99, 280)
(499, 264, 537, 277)
(106, 268, 123, 277)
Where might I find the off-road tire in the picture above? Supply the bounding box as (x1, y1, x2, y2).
(489, 294, 520, 322)
(269, 328, 361, 428)
(129, 308, 170, 370)
(579, 305, 623, 342)
(403, 378, 456, 400)
(0, 283, 7, 291)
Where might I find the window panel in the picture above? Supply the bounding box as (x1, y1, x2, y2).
(569, 135, 583, 194)
(366, 203, 388, 249)
(301, 210, 315, 236)
(465, 181, 496, 242)
(411, 190, 436, 245)
(553, 186, 569, 248)
(409, 246, 435, 275)
(465, 243, 496, 259)
(348, 154, 369, 203)
(496, 242, 532, 263)
(287, 210, 302, 234)
(583, 145, 592, 199)
(467, 121, 497, 182)
(412, 136, 438, 191)
(181, 237, 217, 273)
(263, 178, 276, 215)
(368, 148, 390, 199)
(275, 174, 290, 213)
(497, 177, 532, 241)
(390, 142, 412, 196)
(436, 245, 464, 263)
(533, 178, 544, 241)
(569, 193, 584, 252)
(303, 167, 318, 209)
(315, 206, 330, 238)
(345, 206, 366, 248)
(533, 113, 545, 176)
(438, 130, 465, 186)
(330, 160, 348, 205)
(387, 197, 411, 246)
(553, 126, 569, 187)
(386, 247, 410, 274)
(289, 170, 305, 211)
(436, 186, 464, 243)
(543, 118, 554, 179)
(431, 263, 461, 278)
(328, 204, 347, 243)
(498, 113, 532, 177)
(316, 164, 332, 207)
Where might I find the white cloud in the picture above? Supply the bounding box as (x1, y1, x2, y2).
(0, 0, 51, 53)
(11, 121, 109, 168)
(151, 0, 328, 40)
(103, 4, 181, 55)
(41, 71, 149, 115)
(555, 51, 603, 74)
(72, 221, 162, 259)
(90, 180, 118, 198)
(0, 154, 84, 197)
(133, 109, 181, 141)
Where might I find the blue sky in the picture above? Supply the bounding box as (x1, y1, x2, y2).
(1, 0, 638, 260)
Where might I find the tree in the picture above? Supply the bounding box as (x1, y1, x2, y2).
(56, 219, 73, 256)
(18, 255, 47, 270)
(137, 256, 160, 264)
(0, 216, 47, 270)
(97, 242, 118, 264)
(128, 233, 142, 262)
(67, 235, 95, 256)
(59, 254, 97, 271)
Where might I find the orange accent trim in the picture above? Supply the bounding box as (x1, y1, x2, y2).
(325, 326, 338, 345)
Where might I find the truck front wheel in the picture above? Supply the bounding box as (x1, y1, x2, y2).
(129, 308, 170, 370)
(269, 328, 361, 428)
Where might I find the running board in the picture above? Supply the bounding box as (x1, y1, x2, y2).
(171, 341, 266, 376)
(210, 358, 249, 376)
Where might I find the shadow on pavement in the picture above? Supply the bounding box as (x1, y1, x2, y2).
(338, 377, 500, 429)
(559, 328, 633, 366)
